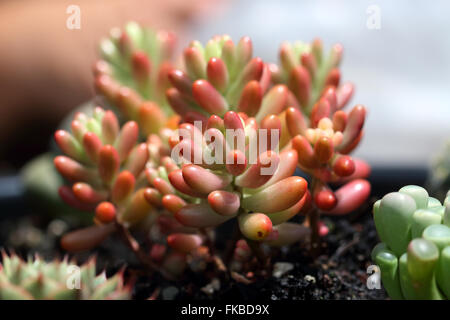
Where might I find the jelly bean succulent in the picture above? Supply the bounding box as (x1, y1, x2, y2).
(0, 252, 130, 300)
(164, 35, 371, 250)
(50, 22, 372, 280)
(271, 39, 371, 250)
(165, 111, 309, 243)
(95, 22, 177, 137)
(271, 40, 351, 113)
(95, 22, 175, 110)
(54, 107, 152, 250)
(53, 107, 188, 279)
(372, 185, 450, 299)
(166, 34, 271, 122)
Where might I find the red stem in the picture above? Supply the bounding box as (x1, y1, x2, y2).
(308, 177, 321, 256)
(115, 221, 175, 281)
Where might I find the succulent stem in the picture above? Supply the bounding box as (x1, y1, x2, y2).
(199, 228, 228, 276)
(247, 239, 269, 271)
(308, 177, 322, 256)
(224, 222, 242, 266)
(115, 221, 175, 281)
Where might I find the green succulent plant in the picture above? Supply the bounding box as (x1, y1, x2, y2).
(0, 252, 131, 300)
(372, 185, 450, 299)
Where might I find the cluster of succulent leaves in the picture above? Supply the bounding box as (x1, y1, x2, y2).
(0, 252, 130, 300)
(372, 185, 450, 299)
(96, 21, 175, 112)
(52, 21, 372, 279)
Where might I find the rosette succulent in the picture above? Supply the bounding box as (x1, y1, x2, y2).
(0, 252, 130, 300)
(372, 185, 450, 299)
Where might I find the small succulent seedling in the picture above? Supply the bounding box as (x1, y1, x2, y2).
(0, 251, 130, 300)
(372, 185, 450, 299)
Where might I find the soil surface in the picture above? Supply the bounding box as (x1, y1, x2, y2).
(0, 194, 387, 300)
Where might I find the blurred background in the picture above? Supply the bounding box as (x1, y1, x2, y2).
(191, 0, 450, 167)
(0, 0, 449, 213)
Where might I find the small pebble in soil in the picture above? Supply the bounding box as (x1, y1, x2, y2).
(201, 278, 221, 295)
(0, 211, 388, 300)
(9, 223, 43, 248)
(304, 275, 316, 284)
(272, 262, 294, 278)
(47, 219, 68, 237)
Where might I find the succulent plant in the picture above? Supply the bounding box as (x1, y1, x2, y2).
(161, 111, 310, 244)
(271, 39, 351, 114)
(96, 21, 175, 105)
(50, 22, 373, 279)
(372, 185, 450, 299)
(53, 106, 153, 251)
(95, 22, 177, 136)
(0, 252, 130, 300)
(53, 106, 203, 278)
(286, 101, 371, 210)
(163, 35, 371, 249)
(268, 41, 372, 250)
(166, 35, 272, 122)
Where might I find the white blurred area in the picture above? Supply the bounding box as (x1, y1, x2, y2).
(191, 0, 450, 167)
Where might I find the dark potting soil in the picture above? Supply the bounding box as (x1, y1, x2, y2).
(0, 198, 387, 300)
